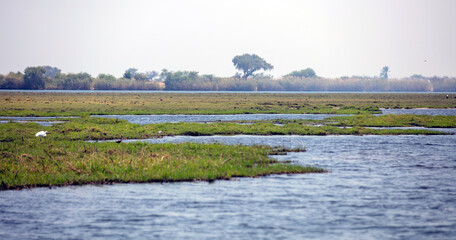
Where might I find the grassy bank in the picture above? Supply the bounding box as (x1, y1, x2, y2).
(2, 92, 456, 117)
(0, 116, 448, 145)
(326, 114, 456, 128)
(0, 138, 322, 190)
(0, 120, 325, 190)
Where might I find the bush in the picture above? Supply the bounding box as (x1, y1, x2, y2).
(0, 72, 25, 89)
(56, 72, 93, 90)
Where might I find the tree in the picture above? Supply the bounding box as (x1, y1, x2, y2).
(163, 71, 199, 90)
(380, 66, 389, 79)
(123, 68, 138, 79)
(410, 74, 425, 79)
(97, 73, 117, 82)
(159, 69, 170, 81)
(133, 73, 147, 81)
(145, 71, 159, 80)
(0, 72, 24, 89)
(57, 72, 93, 90)
(41, 66, 61, 78)
(24, 67, 47, 89)
(232, 54, 273, 79)
(285, 68, 316, 78)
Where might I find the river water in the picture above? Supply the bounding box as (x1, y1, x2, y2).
(1, 135, 456, 239)
(91, 109, 456, 125)
(91, 113, 350, 124)
(380, 108, 456, 116)
(0, 116, 73, 126)
(2, 109, 455, 126)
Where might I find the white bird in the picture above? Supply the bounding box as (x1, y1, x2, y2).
(35, 131, 48, 140)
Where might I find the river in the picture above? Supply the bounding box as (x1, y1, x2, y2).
(1, 134, 456, 239)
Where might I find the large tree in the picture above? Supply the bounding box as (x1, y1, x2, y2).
(41, 66, 61, 78)
(133, 73, 147, 81)
(24, 67, 47, 89)
(145, 71, 159, 80)
(380, 66, 389, 79)
(232, 54, 273, 79)
(123, 68, 138, 79)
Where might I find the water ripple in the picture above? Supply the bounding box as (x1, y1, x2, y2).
(1, 135, 456, 239)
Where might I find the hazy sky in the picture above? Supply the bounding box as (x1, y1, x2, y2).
(1, 0, 455, 78)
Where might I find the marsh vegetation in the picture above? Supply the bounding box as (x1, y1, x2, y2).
(1, 92, 455, 190)
(2, 92, 456, 117)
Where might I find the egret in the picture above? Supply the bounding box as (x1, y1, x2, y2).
(35, 131, 48, 141)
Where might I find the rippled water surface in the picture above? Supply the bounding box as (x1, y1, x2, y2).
(91, 108, 456, 125)
(2, 135, 456, 239)
(380, 108, 456, 116)
(0, 120, 63, 126)
(2, 109, 455, 126)
(367, 126, 456, 134)
(92, 114, 350, 124)
(0, 116, 74, 126)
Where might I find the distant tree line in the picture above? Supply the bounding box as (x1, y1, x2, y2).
(0, 66, 163, 91)
(1, 56, 455, 92)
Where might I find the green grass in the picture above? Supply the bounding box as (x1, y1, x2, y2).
(2, 92, 455, 117)
(2, 92, 455, 190)
(0, 139, 323, 190)
(0, 121, 326, 190)
(0, 116, 448, 146)
(327, 114, 456, 128)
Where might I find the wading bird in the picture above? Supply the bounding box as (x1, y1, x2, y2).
(116, 135, 123, 143)
(35, 131, 48, 140)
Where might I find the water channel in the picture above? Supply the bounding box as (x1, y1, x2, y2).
(91, 113, 350, 124)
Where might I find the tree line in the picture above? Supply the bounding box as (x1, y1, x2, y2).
(1, 54, 455, 91)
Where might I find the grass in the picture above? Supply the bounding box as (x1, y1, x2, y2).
(2, 92, 455, 190)
(0, 116, 449, 145)
(326, 114, 456, 128)
(0, 139, 323, 190)
(0, 121, 325, 190)
(2, 92, 456, 117)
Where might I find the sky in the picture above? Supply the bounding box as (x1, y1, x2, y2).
(0, 0, 455, 78)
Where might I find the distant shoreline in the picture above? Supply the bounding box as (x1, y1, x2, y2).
(2, 89, 456, 94)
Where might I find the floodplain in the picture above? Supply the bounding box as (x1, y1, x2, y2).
(1, 92, 455, 190)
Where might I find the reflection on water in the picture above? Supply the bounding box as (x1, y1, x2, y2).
(1, 135, 456, 239)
